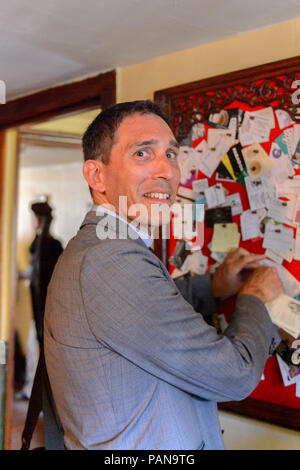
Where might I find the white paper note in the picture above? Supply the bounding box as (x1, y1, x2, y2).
(178, 146, 194, 184)
(204, 184, 226, 209)
(198, 137, 231, 178)
(192, 178, 209, 195)
(269, 142, 295, 184)
(221, 192, 243, 216)
(239, 107, 275, 146)
(267, 198, 290, 224)
(275, 109, 295, 129)
(265, 249, 283, 265)
(245, 176, 267, 211)
(240, 210, 261, 241)
(207, 128, 236, 148)
(284, 127, 294, 158)
(278, 191, 300, 225)
(262, 223, 294, 255)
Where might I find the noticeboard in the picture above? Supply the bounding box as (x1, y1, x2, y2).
(154, 56, 300, 430)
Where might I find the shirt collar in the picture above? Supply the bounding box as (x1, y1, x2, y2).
(92, 204, 154, 248)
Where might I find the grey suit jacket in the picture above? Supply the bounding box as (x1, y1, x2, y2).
(44, 209, 277, 450)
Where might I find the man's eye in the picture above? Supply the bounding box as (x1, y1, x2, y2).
(136, 150, 148, 158)
(166, 151, 177, 159)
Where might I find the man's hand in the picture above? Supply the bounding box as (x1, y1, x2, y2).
(238, 266, 285, 304)
(211, 248, 266, 299)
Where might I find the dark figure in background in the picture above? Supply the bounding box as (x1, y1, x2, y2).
(20, 201, 64, 449)
(29, 201, 63, 348)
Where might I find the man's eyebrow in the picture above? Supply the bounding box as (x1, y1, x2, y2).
(135, 139, 158, 147)
(134, 139, 179, 148)
(169, 140, 180, 149)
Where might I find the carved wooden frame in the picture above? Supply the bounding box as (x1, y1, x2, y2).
(154, 56, 300, 143)
(154, 56, 300, 430)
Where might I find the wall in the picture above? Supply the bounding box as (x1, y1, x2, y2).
(219, 411, 300, 449)
(118, 18, 300, 103)
(16, 147, 91, 354)
(117, 18, 300, 449)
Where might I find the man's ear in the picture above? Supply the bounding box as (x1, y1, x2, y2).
(83, 159, 106, 193)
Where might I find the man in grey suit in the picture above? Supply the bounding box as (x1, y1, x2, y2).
(44, 100, 283, 450)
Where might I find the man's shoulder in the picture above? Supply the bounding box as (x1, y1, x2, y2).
(57, 209, 160, 276)
(61, 224, 152, 267)
(82, 236, 155, 267)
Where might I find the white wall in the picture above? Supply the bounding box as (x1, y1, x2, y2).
(17, 147, 91, 255)
(16, 146, 92, 353)
(219, 411, 300, 450)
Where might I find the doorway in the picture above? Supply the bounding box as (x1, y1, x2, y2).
(0, 70, 116, 449)
(12, 108, 101, 449)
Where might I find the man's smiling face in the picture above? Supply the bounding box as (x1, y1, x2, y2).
(100, 112, 180, 227)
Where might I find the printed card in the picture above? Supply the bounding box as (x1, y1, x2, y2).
(240, 210, 261, 241)
(207, 128, 236, 148)
(192, 178, 209, 195)
(239, 107, 275, 145)
(265, 249, 283, 265)
(275, 109, 295, 129)
(267, 198, 290, 224)
(199, 137, 231, 178)
(245, 176, 267, 211)
(204, 184, 226, 209)
(269, 142, 295, 183)
(262, 223, 294, 256)
(222, 192, 243, 216)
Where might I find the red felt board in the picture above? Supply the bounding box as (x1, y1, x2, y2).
(168, 92, 300, 422)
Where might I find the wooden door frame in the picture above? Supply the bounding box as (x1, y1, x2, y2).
(0, 70, 116, 129)
(0, 69, 116, 448)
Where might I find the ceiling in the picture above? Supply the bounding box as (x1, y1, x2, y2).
(2, 0, 300, 101)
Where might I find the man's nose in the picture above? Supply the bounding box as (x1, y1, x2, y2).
(152, 153, 175, 180)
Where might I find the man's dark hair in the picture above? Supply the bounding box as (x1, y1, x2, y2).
(82, 100, 170, 164)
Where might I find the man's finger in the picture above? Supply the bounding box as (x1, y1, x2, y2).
(227, 247, 249, 259)
(230, 253, 265, 273)
(243, 260, 264, 269)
